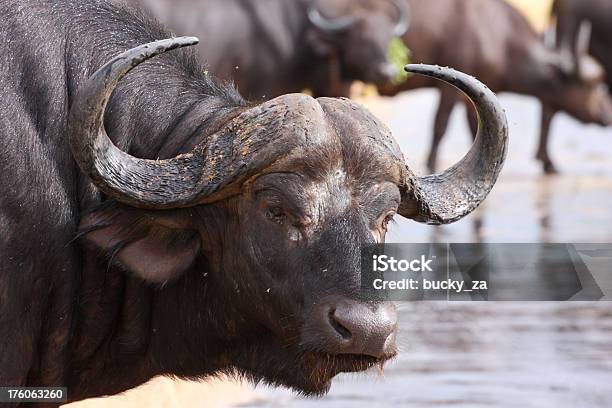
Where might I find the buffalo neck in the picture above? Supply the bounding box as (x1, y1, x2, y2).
(66, 86, 246, 399)
(61, 6, 249, 398)
(67, 252, 245, 400)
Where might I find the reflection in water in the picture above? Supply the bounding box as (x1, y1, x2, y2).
(537, 176, 554, 243)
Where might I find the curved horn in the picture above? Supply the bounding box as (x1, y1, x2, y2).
(308, 5, 355, 32)
(68, 37, 209, 209)
(69, 37, 323, 209)
(391, 0, 410, 37)
(399, 64, 508, 224)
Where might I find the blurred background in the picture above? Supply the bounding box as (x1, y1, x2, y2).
(66, 0, 612, 406)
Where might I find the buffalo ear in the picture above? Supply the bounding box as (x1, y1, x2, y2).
(79, 204, 201, 283)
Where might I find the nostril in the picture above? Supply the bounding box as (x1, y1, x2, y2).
(328, 309, 352, 340)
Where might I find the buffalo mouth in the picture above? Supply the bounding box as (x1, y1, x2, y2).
(297, 350, 396, 394)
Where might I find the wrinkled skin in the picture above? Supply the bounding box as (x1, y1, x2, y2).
(379, 0, 612, 173)
(133, 0, 403, 99)
(78, 96, 402, 397)
(0, 0, 404, 401)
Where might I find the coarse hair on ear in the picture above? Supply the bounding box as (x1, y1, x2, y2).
(79, 202, 201, 283)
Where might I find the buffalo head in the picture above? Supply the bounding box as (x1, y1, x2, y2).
(69, 38, 507, 394)
(306, 0, 410, 86)
(547, 20, 612, 125)
(555, 55, 612, 125)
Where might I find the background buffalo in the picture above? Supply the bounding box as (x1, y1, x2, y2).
(379, 0, 612, 173)
(551, 0, 612, 89)
(134, 0, 409, 99)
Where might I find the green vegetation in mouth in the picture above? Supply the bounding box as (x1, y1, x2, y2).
(386, 37, 412, 85)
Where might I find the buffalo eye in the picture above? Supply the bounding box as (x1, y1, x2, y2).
(265, 206, 286, 224)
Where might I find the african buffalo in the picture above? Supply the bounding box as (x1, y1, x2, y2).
(552, 0, 612, 89)
(133, 0, 409, 99)
(379, 0, 612, 173)
(0, 0, 506, 404)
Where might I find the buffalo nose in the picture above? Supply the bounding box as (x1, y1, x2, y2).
(325, 298, 397, 359)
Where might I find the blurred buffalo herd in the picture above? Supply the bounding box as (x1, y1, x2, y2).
(131, 0, 611, 174)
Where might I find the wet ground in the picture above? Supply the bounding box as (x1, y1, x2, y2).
(237, 89, 612, 407)
(244, 303, 612, 408)
(378, 89, 612, 244)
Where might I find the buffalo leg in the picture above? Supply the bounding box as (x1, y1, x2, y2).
(536, 104, 558, 174)
(313, 81, 352, 98)
(427, 87, 457, 172)
(312, 55, 351, 98)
